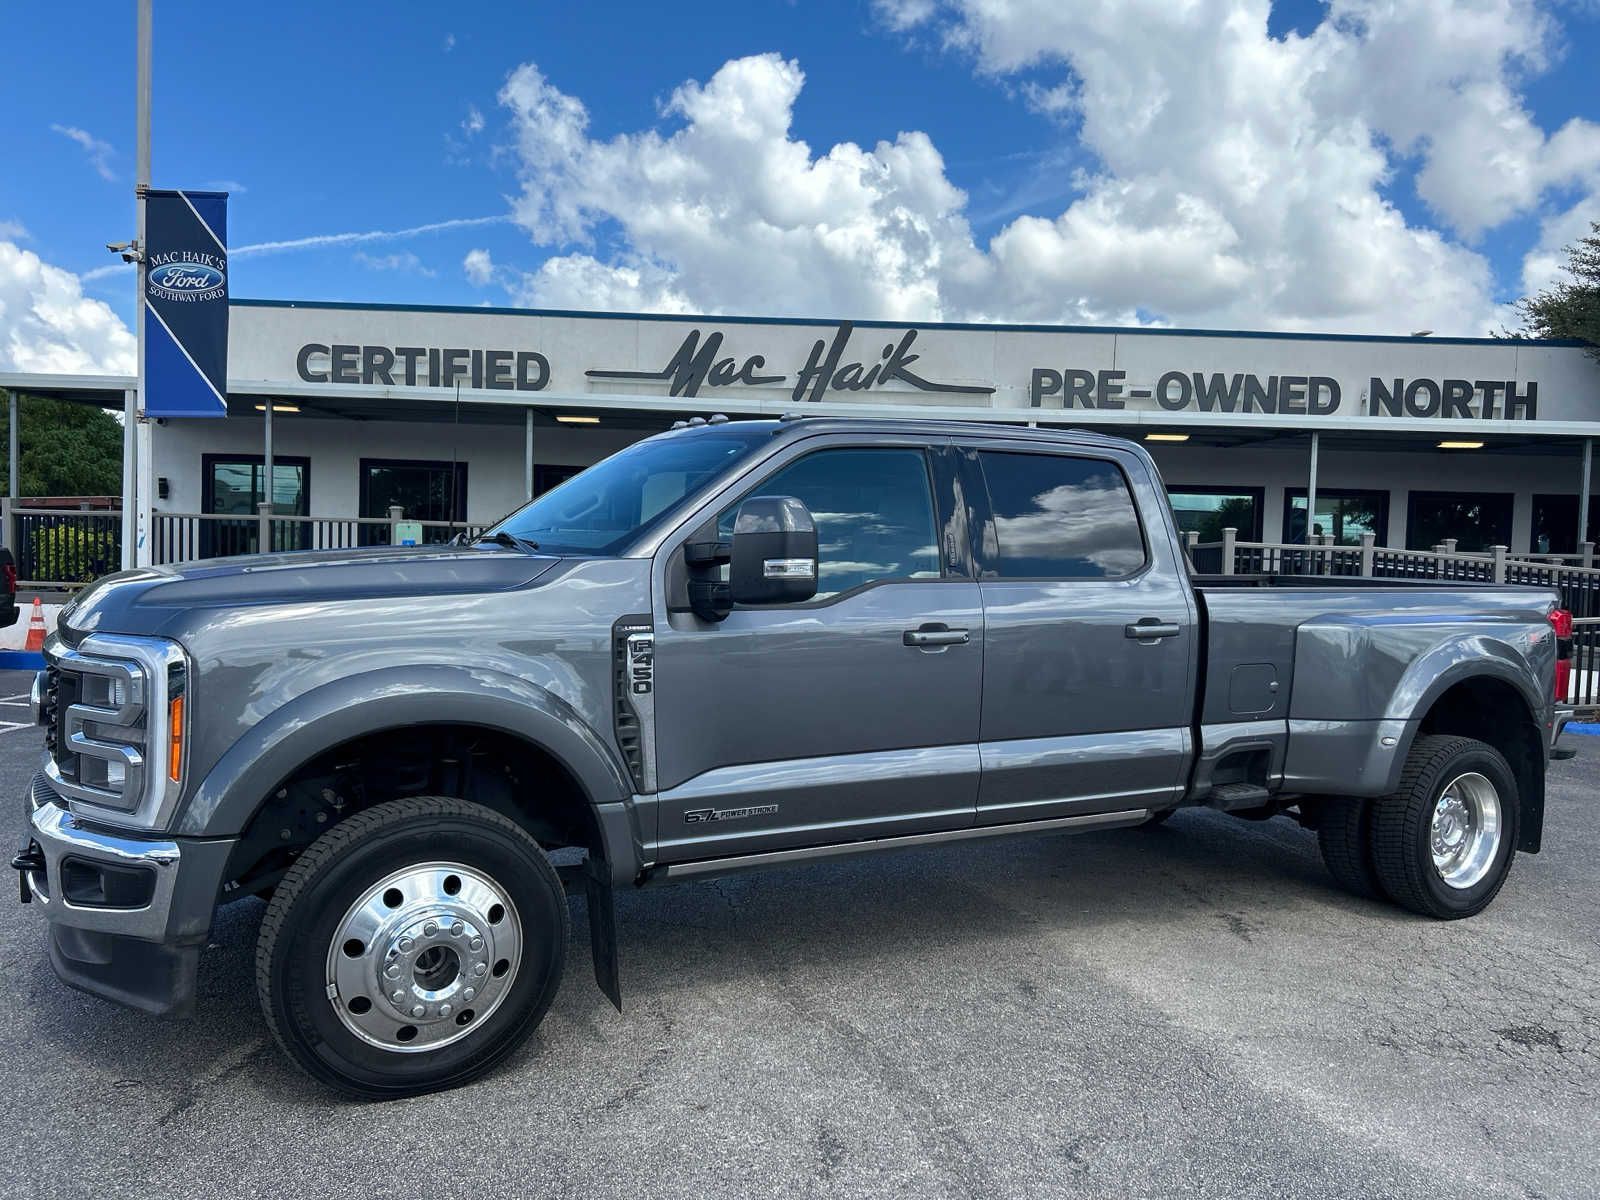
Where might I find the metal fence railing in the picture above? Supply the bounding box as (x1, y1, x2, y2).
(3, 502, 502, 589)
(4, 506, 123, 587)
(1189, 527, 1600, 618)
(1568, 618, 1600, 711)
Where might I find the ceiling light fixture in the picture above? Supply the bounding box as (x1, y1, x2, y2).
(1145, 433, 1190, 442)
(1437, 440, 1484, 450)
(253, 403, 300, 413)
(555, 415, 601, 425)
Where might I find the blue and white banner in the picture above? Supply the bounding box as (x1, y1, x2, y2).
(143, 189, 229, 417)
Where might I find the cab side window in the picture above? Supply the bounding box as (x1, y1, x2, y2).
(977, 451, 1146, 579)
(718, 448, 941, 598)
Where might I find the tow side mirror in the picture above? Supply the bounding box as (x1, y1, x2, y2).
(730, 496, 818, 606)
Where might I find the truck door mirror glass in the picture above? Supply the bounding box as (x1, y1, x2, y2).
(730, 496, 818, 606)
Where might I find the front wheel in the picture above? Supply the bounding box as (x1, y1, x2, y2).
(256, 797, 569, 1098)
(1368, 735, 1519, 919)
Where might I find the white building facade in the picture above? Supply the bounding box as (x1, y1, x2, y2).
(6, 298, 1600, 574)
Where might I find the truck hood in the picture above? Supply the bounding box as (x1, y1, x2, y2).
(60, 545, 562, 639)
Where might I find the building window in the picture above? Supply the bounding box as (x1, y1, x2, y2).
(978, 451, 1147, 579)
(359, 459, 468, 545)
(199, 454, 310, 556)
(1531, 495, 1600, 554)
(1407, 491, 1514, 552)
(1283, 489, 1388, 546)
(1166, 486, 1264, 542)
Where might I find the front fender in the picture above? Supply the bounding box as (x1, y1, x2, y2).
(177, 664, 633, 842)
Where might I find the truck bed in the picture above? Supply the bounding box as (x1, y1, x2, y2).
(1189, 576, 1558, 802)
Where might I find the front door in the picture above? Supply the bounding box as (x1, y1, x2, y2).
(200, 454, 310, 556)
(650, 439, 982, 863)
(961, 442, 1197, 824)
(359, 458, 469, 545)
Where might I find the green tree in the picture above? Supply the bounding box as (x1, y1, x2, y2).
(1510, 221, 1600, 358)
(0, 394, 124, 497)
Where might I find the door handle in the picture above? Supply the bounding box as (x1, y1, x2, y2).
(904, 624, 971, 648)
(1124, 619, 1182, 640)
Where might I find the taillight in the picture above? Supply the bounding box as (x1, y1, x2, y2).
(1550, 608, 1573, 702)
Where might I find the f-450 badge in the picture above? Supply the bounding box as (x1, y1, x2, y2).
(683, 805, 779, 824)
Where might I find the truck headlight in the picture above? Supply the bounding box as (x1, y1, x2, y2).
(42, 634, 189, 831)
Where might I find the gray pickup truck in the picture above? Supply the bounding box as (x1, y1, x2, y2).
(14, 417, 1570, 1097)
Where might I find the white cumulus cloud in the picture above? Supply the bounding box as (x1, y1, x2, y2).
(0, 241, 135, 374)
(463, 247, 495, 285)
(492, 1, 1600, 336)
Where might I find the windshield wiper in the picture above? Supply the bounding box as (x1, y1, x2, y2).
(475, 530, 541, 552)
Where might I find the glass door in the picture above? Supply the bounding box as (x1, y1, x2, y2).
(359, 459, 468, 544)
(201, 456, 310, 556)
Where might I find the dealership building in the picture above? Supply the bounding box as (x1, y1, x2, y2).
(3, 299, 1600, 576)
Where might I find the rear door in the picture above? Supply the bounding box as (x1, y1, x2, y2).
(649, 436, 984, 862)
(962, 441, 1198, 824)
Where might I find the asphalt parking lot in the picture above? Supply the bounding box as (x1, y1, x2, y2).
(2, 666, 1596, 1200)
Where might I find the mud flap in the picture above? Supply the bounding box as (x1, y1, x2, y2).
(585, 857, 622, 1013)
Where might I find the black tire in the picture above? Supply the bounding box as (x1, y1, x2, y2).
(1316, 797, 1382, 899)
(1368, 735, 1519, 920)
(256, 797, 569, 1099)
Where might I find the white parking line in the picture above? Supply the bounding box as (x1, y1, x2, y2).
(0, 720, 33, 735)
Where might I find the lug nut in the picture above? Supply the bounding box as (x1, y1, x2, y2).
(411, 1005, 426, 1018)
(474, 962, 487, 976)
(385, 964, 401, 978)
(469, 937, 484, 951)
(451, 921, 465, 937)
(398, 936, 414, 952)
(439, 1004, 452, 1017)
(462, 988, 475, 1001)
(391, 990, 405, 1004)
(424, 922, 438, 936)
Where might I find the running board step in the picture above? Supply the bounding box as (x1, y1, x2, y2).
(1206, 782, 1272, 811)
(647, 808, 1150, 884)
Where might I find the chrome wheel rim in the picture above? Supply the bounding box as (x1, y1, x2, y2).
(325, 861, 522, 1053)
(1430, 772, 1502, 891)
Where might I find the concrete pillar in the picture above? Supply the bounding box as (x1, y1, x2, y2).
(263, 400, 274, 522)
(121, 388, 137, 569)
(1360, 531, 1375, 577)
(7, 389, 17, 504)
(525, 408, 535, 502)
(1581, 439, 1592, 549)
(1305, 432, 1319, 546)
(1220, 527, 1236, 575)
(135, 419, 153, 567)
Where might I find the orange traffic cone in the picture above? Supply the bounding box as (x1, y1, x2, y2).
(24, 597, 46, 653)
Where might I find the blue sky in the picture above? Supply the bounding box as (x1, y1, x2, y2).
(3, 0, 1599, 371)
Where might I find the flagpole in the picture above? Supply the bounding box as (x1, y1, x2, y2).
(130, 0, 151, 568)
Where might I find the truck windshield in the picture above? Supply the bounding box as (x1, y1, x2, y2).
(483, 426, 770, 555)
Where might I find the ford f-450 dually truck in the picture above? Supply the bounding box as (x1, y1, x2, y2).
(14, 417, 1570, 1097)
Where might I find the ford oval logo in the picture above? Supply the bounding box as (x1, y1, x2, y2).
(151, 263, 225, 291)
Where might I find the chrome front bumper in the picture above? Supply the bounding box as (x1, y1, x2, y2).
(20, 775, 181, 942)
(17, 772, 238, 1016)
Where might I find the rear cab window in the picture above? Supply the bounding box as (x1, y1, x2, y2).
(975, 450, 1147, 579)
